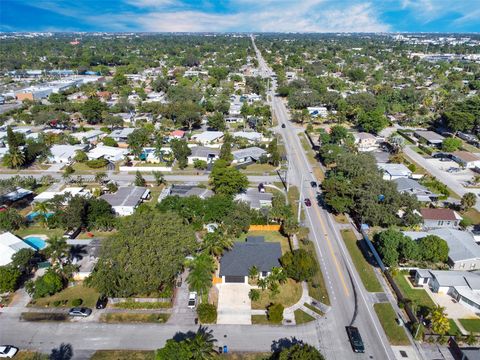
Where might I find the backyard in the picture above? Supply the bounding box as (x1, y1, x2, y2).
(238, 230, 291, 254)
(393, 272, 436, 312)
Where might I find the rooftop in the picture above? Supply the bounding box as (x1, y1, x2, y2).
(420, 208, 460, 221)
(414, 130, 445, 143)
(377, 163, 412, 176)
(219, 236, 282, 277)
(169, 184, 213, 199)
(189, 146, 220, 158)
(232, 146, 267, 161)
(0, 231, 35, 266)
(100, 186, 149, 207)
(452, 151, 480, 163)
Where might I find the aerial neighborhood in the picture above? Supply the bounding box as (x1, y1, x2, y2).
(0, 27, 480, 360)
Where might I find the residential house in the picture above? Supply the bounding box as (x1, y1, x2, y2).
(377, 163, 412, 180)
(170, 130, 185, 140)
(354, 132, 378, 152)
(451, 151, 480, 169)
(393, 178, 438, 202)
(219, 236, 282, 283)
(232, 147, 267, 165)
(420, 208, 462, 229)
(233, 131, 263, 143)
(168, 184, 214, 199)
(70, 130, 105, 144)
(0, 232, 35, 266)
(100, 186, 150, 216)
(414, 269, 480, 313)
(0, 187, 33, 206)
(307, 106, 328, 118)
(414, 130, 445, 147)
(87, 145, 129, 162)
(48, 144, 88, 163)
(235, 187, 273, 210)
(405, 229, 480, 270)
(187, 146, 220, 165)
(191, 131, 224, 146)
(33, 187, 91, 203)
(109, 128, 135, 143)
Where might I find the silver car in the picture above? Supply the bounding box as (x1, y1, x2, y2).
(68, 307, 92, 317)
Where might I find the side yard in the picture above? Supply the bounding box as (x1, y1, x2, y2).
(374, 303, 410, 345)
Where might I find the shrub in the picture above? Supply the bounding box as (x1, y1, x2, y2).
(71, 298, 83, 306)
(193, 159, 208, 170)
(280, 249, 317, 281)
(53, 300, 62, 307)
(267, 303, 284, 323)
(197, 303, 217, 323)
(86, 158, 108, 169)
(460, 218, 473, 229)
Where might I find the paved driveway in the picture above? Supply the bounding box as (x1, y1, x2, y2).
(216, 283, 251, 325)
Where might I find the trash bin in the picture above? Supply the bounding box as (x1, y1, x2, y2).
(223, 345, 228, 354)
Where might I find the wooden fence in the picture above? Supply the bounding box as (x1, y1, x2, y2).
(249, 225, 281, 231)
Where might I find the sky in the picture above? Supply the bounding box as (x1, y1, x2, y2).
(0, 0, 479, 33)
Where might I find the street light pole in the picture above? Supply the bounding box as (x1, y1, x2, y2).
(297, 172, 304, 223)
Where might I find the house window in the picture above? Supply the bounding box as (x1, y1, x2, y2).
(261, 271, 268, 277)
(460, 263, 465, 269)
(446, 221, 450, 226)
(471, 263, 476, 269)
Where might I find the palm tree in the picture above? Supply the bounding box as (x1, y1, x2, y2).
(248, 265, 259, 280)
(33, 202, 51, 228)
(187, 254, 215, 296)
(94, 172, 107, 184)
(45, 236, 70, 267)
(257, 277, 268, 291)
(202, 231, 233, 258)
(270, 267, 287, 284)
(187, 327, 217, 360)
(5, 148, 26, 169)
(249, 289, 260, 302)
(429, 305, 450, 335)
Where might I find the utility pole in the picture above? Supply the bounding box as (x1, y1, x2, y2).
(297, 173, 304, 223)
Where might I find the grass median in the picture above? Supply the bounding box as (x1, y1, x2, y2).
(374, 303, 410, 346)
(90, 350, 155, 360)
(299, 240, 330, 306)
(341, 230, 382, 293)
(294, 309, 315, 324)
(100, 313, 170, 323)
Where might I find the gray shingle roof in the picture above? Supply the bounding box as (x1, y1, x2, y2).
(189, 146, 220, 158)
(100, 186, 148, 207)
(219, 237, 281, 277)
(232, 147, 267, 161)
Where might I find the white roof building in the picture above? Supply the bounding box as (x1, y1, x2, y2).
(0, 232, 35, 266)
(191, 131, 224, 145)
(48, 144, 88, 164)
(87, 145, 129, 162)
(233, 131, 264, 143)
(377, 163, 412, 180)
(109, 128, 135, 142)
(70, 130, 105, 143)
(33, 187, 91, 203)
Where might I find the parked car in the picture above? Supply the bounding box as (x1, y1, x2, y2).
(0, 346, 18, 358)
(68, 307, 92, 317)
(95, 295, 108, 309)
(310, 181, 317, 188)
(304, 198, 312, 207)
(63, 227, 81, 239)
(346, 326, 365, 353)
(188, 292, 197, 309)
(281, 124, 286, 128)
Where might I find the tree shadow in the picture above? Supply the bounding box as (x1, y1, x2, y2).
(69, 245, 88, 262)
(49, 343, 73, 360)
(172, 325, 212, 342)
(270, 337, 304, 353)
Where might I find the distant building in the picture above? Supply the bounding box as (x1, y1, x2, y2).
(420, 208, 462, 229)
(70, 130, 105, 143)
(393, 178, 438, 202)
(451, 151, 480, 169)
(100, 186, 150, 216)
(170, 130, 185, 140)
(15, 86, 53, 101)
(0, 232, 35, 266)
(307, 106, 328, 118)
(33, 187, 91, 203)
(414, 130, 445, 147)
(377, 163, 412, 180)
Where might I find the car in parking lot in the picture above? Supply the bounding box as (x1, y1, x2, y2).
(346, 326, 365, 353)
(0, 345, 18, 358)
(95, 295, 108, 309)
(304, 198, 312, 207)
(68, 307, 92, 317)
(188, 292, 197, 309)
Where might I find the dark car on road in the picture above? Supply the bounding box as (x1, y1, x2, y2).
(304, 198, 312, 207)
(310, 181, 317, 188)
(346, 326, 365, 353)
(95, 295, 108, 309)
(281, 124, 286, 128)
(68, 307, 92, 317)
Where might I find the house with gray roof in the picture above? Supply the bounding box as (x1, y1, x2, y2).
(187, 146, 220, 165)
(378, 163, 412, 180)
(404, 229, 480, 270)
(414, 269, 480, 313)
(394, 178, 438, 202)
(414, 130, 445, 147)
(232, 147, 267, 165)
(235, 187, 273, 210)
(168, 184, 213, 199)
(219, 236, 282, 283)
(109, 128, 135, 142)
(100, 186, 150, 216)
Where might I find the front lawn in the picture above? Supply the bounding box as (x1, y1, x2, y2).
(240, 163, 276, 174)
(300, 240, 330, 305)
(448, 319, 462, 336)
(90, 351, 155, 360)
(112, 301, 171, 309)
(459, 319, 480, 333)
(29, 283, 99, 309)
(463, 208, 480, 225)
(294, 309, 315, 324)
(13, 352, 48, 360)
(251, 278, 302, 310)
(392, 272, 436, 312)
(341, 230, 382, 293)
(374, 303, 410, 346)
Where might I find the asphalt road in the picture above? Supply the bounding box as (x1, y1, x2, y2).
(252, 37, 396, 360)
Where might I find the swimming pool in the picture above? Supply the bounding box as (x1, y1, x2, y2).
(23, 236, 47, 250)
(26, 211, 54, 222)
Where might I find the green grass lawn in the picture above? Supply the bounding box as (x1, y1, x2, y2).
(393, 273, 436, 312)
(334, 213, 349, 224)
(463, 208, 480, 225)
(14, 351, 48, 360)
(251, 315, 271, 324)
(112, 301, 171, 309)
(100, 313, 170, 323)
(29, 283, 99, 308)
(300, 240, 330, 306)
(448, 319, 462, 336)
(294, 309, 315, 324)
(15, 226, 64, 239)
(251, 278, 302, 310)
(341, 230, 382, 293)
(90, 351, 155, 360)
(374, 303, 410, 346)
(459, 319, 480, 333)
(72, 162, 107, 172)
(304, 302, 324, 316)
(239, 230, 291, 254)
(240, 163, 276, 174)
(287, 186, 304, 221)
